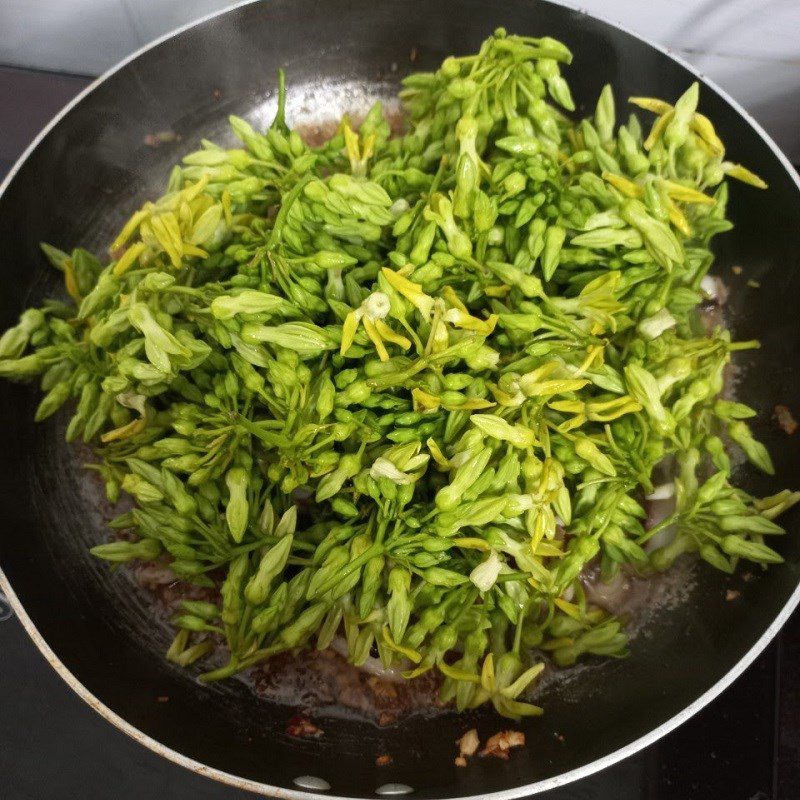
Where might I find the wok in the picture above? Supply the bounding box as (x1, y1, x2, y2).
(1, 0, 799, 797)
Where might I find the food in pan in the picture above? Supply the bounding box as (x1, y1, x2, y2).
(0, 29, 796, 720)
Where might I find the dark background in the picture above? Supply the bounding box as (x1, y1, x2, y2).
(0, 66, 799, 800)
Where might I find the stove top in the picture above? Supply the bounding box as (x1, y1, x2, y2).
(0, 65, 798, 800)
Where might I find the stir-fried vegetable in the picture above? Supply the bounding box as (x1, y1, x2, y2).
(1, 29, 796, 718)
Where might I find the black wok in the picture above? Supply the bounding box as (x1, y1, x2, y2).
(1, 1, 799, 797)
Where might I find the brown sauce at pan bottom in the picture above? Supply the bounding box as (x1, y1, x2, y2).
(252, 648, 442, 726)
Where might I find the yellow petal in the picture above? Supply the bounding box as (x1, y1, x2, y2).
(402, 663, 433, 679)
(442, 285, 468, 314)
(602, 171, 643, 198)
(188, 193, 214, 217)
(666, 200, 692, 236)
(381, 267, 434, 317)
(452, 537, 491, 551)
(412, 387, 441, 411)
(691, 113, 725, 156)
(110, 209, 149, 253)
(548, 399, 584, 413)
(113, 242, 147, 277)
(554, 598, 583, 620)
(525, 378, 590, 397)
(340, 310, 359, 356)
(485, 284, 511, 297)
(489, 384, 524, 408)
(587, 397, 641, 421)
(443, 397, 496, 411)
(443, 308, 498, 335)
(181, 175, 210, 203)
(662, 180, 715, 205)
(484, 313, 499, 333)
(590, 321, 605, 336)
(100, 416, 147, 443)
(576, 344, 604, 374)
(723, 162, 768, 189)
(181, 243, 209, 259)
(534, 541, 564, 558)
(150, 213, 183, 268)
(480, 652, 495, 691)
(587, 396, 636, 414)
(628, 96, 673, 115)
(221, 189, 233, 227)
(63, 259, 82, 302)
(381, 626, 422, 663)
(373, 319, 411, 350)
(343, 123, 361, 169)
(429, 316, 449, 353)
(521, 360, 560, 384)
(177, 199, 193, 231)
(362, 317, 390, 361)
(558, 414, 586, 432)
(361, 132, 376, 162)
(426, 437, 450, 468)
(644, 109, 673, 151)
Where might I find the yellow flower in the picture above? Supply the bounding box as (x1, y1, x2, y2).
(340, 291, 411, 361)
(661, 179, 715, 205)
(489, 381, 525, 408)
(427, 299, 450, 354)
(442, 283, 498, 333)
(412, 387, 494, 412)
(100, 416, 148, 442)
(412, 387, 441, 411)
(100, 392, 149, 442)
(426, 437, 451, 469)
(342, 121, 376, 177)
(576, 344, 605, 375)
(109, 176, 214, 272)
(441, 285, 468, 314)
(443, 307, 498, 335)
(629, 96, 727, 157)
(381, 267, 435, 317)
(112, 242, 147, 277)
(601, 170, 642, 198)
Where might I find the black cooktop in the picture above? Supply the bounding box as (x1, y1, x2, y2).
(0, 65, 798, 800)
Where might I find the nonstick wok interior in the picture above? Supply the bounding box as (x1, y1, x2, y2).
(1, 1, 799, 797)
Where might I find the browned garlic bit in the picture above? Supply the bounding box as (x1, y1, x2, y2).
(454, 728, 480, 766)
(480, 730, 526, 760)
(774, 404, 798, 435)
(286, 714, 323, 738)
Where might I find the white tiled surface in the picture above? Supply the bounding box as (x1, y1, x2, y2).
(565, 0, 800, 61)
(0, 0, 140, 76)
(0, 0, 798, 158)
(564, 0, 800, 159)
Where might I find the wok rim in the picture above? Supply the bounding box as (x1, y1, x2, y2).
(1, 1, 799, 797)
